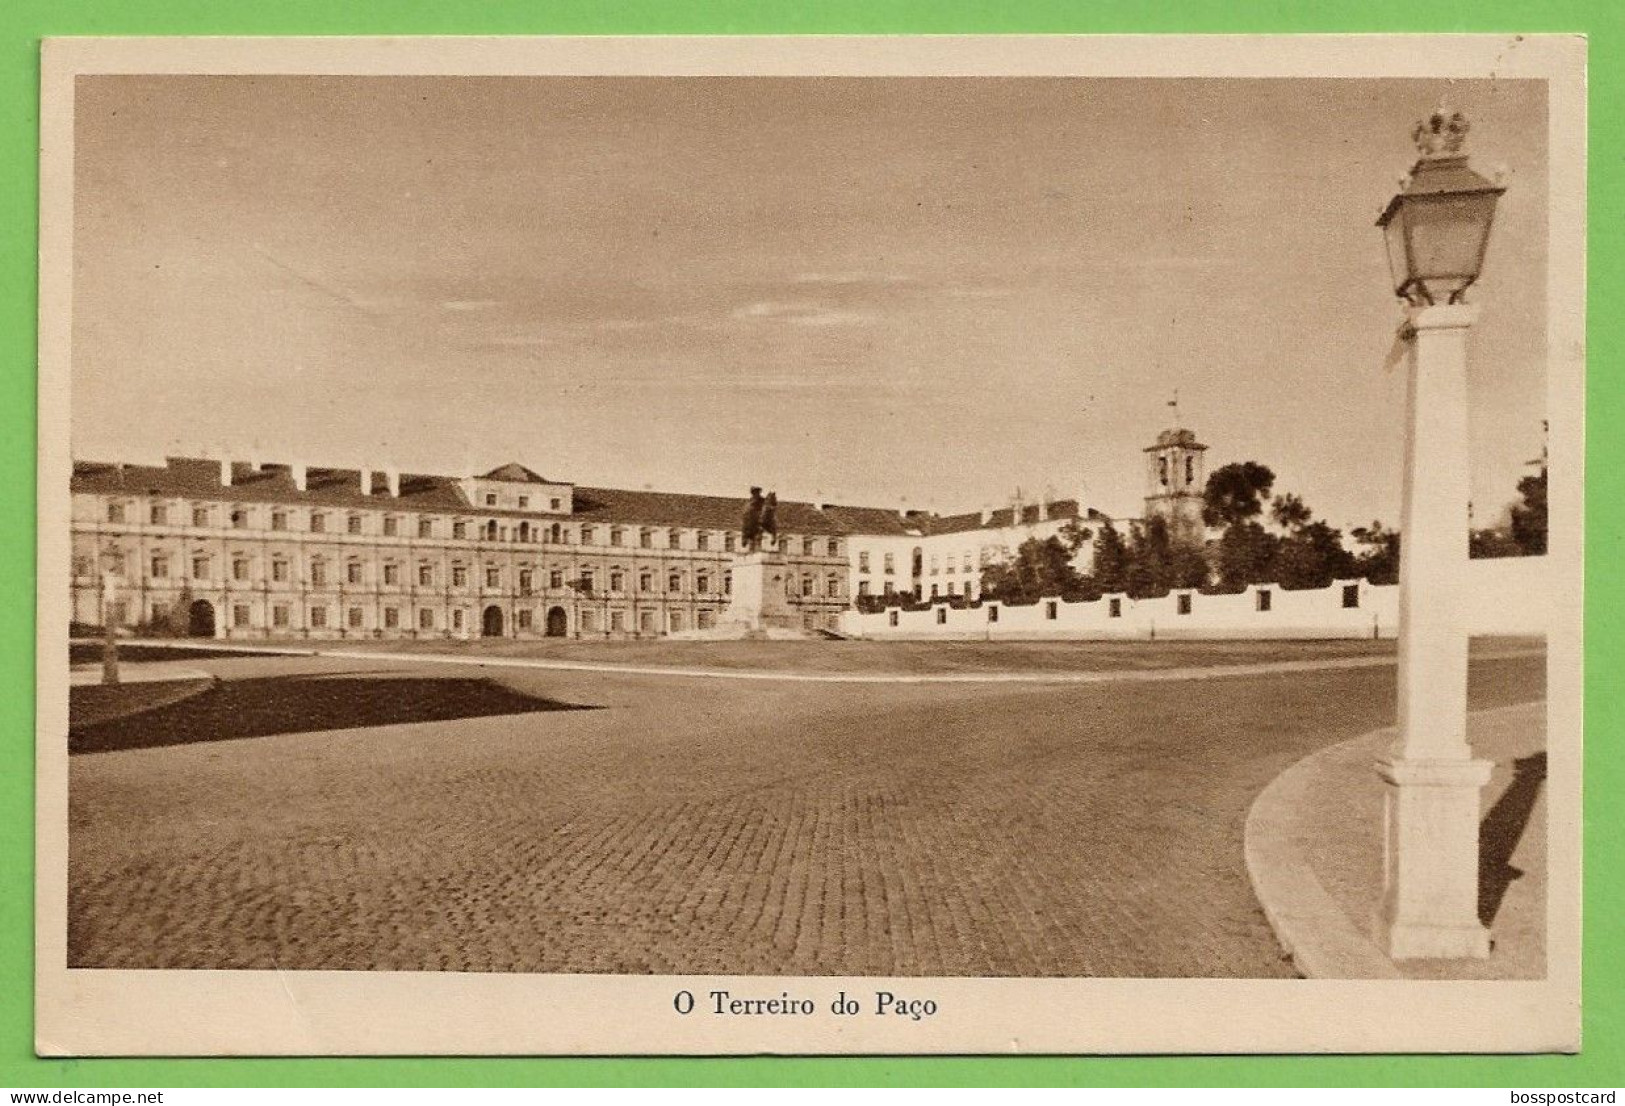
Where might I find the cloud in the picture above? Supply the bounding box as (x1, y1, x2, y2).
(792, 272, 913, 288)
(466, 334, 549, 349)
(944, 285, 1017, 300)
(731, 300, 875, 327)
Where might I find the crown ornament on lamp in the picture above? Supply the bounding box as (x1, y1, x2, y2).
(1412, 109, 1471, 158)
(1377, 109, 1505, 306)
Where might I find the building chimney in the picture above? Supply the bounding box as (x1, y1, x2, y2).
(1038, 496, 1048, 522)
(980, 504, 994, 526)
(219, 457, 233, 487)
(361, 469, 374, 496)
(292, 463, 308, 492)
(386, 467, 401, 497)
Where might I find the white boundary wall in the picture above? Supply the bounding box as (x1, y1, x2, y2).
(838, 557, 1548, 641)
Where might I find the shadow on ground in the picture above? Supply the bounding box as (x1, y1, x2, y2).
(70, 674, 598, 754)
(69, 642, 278, 665)
(1479, 751, 1547, 926)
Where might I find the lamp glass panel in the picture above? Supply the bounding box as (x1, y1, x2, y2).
(1382, 209, 1412, 296)
(1401, 192, 1495, 283)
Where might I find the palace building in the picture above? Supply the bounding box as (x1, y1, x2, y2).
(69, 458, 856, 640)
(67, 427, 1197, 640)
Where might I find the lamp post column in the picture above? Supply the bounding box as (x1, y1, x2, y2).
(1376, 301, 1493, 959)
(100, 569, 121, 686)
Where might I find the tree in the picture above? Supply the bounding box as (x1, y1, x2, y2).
(147, 584, 194, 637)
(1470, 527, 1524, 559)
(1269, 519, 1355, 589)
(1202, 462, 1276, 528)
(1122, 516, 1207, 598)
(1088, 519, 1132, 595)
(979, 536, 1088, 604)
(1509, 467, 1547, 555)
(1350, 521, 1401, 585)
(1213, 520, 1278, 593)
(1269, 493, 1313, 531)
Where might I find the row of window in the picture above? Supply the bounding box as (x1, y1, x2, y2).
(855, 580, 980, 599)
(224, 603, 720, 634)
(854, 548, 999, 576)
(102, 501, 845, 555)
(93, 553, 847, 598)
(479, 491, 565, 512)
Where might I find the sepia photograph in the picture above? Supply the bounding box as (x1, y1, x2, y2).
(34, 35, 1585, 1056)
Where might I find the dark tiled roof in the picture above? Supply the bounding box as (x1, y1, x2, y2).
(927, 499, 1083, 535)
(818, 505, 926, 537)
(480, 463, 556, 484)
(71, 458, 470, 511)
(71, 457, 1098, 538)
(571, 487, 848, 535)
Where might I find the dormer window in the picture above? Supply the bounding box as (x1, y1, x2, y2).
(518, 496, 529, 509)
(485, 493, 498, 507)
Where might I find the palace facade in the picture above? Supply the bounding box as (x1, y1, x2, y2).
(69, 458, 855, 640)
(68, 427, 1204, 640)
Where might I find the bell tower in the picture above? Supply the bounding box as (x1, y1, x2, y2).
(1143, 427, 1208, 544)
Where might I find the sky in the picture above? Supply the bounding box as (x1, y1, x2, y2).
(70, 75, 1548, 531)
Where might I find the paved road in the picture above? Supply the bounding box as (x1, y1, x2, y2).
(67, 651, 1545, 977)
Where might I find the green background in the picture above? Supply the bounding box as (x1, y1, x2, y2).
(3, 0, 1618, 1089)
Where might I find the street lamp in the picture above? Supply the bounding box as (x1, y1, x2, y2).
(1378, 111, 1506, 306)
(1375, 109, 1505, 960)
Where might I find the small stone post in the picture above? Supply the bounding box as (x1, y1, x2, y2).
(100, 571, 121, 686)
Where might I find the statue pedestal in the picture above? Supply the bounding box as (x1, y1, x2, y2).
(722, 551, 800, 634)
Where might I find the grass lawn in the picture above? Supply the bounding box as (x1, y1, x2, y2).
(68, 678, 214, 730)
(78, 634, 1539, 676)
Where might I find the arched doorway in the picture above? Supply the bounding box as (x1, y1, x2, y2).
(187, 599, 215, 638)
(482, 605, 504, 638)
(544, 606, 568, 637)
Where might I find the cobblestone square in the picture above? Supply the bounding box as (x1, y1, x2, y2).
(67, 646, 1545, 977)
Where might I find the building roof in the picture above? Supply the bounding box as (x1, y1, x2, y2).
(817, 504, 929, 537)
(479, 463, 557, 485)
(927, 498, 1084, 535)
(71, 458, 471, 511)
(1145, 428, 1206, 451)
(570, 486, 848, 535)
(71, 456, 1102, 539)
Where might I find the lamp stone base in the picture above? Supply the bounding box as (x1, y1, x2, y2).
(1376, 755, 1494, 960)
